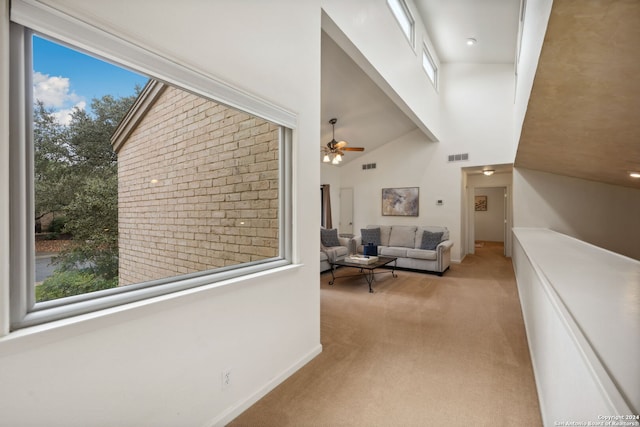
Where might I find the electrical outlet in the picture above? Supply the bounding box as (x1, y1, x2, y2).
(221, 369, 232, 390)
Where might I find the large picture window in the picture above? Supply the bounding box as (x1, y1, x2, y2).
(9, 1, 294, 329)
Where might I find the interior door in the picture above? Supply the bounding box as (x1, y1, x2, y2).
(340, 187, 354, 235)
(503, 187, 508, 256)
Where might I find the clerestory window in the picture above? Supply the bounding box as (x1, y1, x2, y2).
(387, 0, 415, 47)
(8, 0, 294, 329)
(422, 43, 438, 88)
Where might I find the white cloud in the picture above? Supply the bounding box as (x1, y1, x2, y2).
(52, 101, 87, 126)
(33, 71, 85, 125)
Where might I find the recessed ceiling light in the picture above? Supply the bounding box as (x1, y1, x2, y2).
(630, 172, 640, 178)
(466, 38, 477, 46)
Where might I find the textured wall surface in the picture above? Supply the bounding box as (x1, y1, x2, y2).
(117, 85, 279, 285)
(516, 0, 640, 190)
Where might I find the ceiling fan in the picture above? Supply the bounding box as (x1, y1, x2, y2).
(322, 118, 364, 164)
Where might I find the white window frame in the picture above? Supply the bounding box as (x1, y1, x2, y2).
(422, 43, 438, 88)
(8, 0, 295, 330)
(387, 0, 415, 48)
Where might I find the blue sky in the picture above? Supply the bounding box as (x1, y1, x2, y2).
(33, 34, 149, 124)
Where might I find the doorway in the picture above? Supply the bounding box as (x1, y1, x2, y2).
(462, 166, 513, 259)
(339, 187, 353, 236)
(473, 187, 507, 254)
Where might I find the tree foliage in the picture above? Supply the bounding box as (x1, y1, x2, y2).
(34, 101, 75, 221)
(35, 90, 139, 286)
(37, 270, 118, 302)
(57, 173, 119, 280)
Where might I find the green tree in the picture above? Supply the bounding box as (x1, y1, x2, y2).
(54, 93, 137, 282)
(37, 270, 118, 303)
(35, 90, 140, 294)
(33, 101, 75, 224)
(58, 173, 119, 280)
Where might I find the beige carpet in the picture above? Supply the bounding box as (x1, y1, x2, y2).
(229, 243, 542, 426)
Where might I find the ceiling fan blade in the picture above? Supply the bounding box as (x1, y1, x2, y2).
(334, 141, 348, 149)
(342, 147, 365, 152)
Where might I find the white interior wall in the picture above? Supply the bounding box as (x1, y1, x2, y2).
(333, 63, 515, 262)
(513, 168, 640, 261)
(444, 63, 515, 259)
(339, 129, 445, 236)
(0, 1, 322, 426)
(474, 187, 505, 242)
(321, 0, 441, 141)
(442, 64, 516, 164)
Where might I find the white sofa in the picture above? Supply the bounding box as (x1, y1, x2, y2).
(353, 225, 453, 276)
(320, 235, 351, 273)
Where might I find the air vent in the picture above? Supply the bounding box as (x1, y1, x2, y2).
(448, 153, 469, 162)
(362, 163, 377, 170)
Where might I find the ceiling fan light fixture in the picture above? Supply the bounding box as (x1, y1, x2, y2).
(483, 169, 495, 176)
(321, 118, 364, 164)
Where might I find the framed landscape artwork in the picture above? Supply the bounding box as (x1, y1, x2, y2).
(475, 195, 487, 211)
(382, 187, 419, 216)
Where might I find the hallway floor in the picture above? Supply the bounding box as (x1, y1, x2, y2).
(229, 243, 542, 426)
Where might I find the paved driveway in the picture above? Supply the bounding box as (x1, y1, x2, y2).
(35, 254, 57, 283)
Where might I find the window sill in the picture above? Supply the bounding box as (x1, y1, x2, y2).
(0, 262, 303, 356)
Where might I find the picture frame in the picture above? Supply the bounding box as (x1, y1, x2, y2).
(475, 195, 487, 211)
(382, 187, 419, 216)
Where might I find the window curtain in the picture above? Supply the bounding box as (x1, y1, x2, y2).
(321, 184, 332, 229)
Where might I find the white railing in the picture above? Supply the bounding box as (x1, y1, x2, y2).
(513, 228, 639, 426)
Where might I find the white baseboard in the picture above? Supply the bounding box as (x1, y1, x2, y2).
(208, 344, 323, 427)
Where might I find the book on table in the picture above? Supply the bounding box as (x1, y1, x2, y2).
(345, 255, 379, 265)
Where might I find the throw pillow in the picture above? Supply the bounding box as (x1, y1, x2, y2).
(420, 231, 443, 250)
(321, 228, 341, 247)
(361, 228, 381, 246)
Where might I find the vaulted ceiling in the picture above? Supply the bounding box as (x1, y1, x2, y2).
(322, 0, 640, 190)
(414, 0, 520, 63)
(321, 32, 416, 165)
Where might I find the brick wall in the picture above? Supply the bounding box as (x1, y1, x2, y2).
(117, 85, 279, 286)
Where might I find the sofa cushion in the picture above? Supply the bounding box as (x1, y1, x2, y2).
(407, 248, 437, 260)
(366, 225, 391, 246)
(388, 226, 417, 248)
(320, 251, 328, 262)
(415, 227, 449, 248)
(379, 226, 391, 246)
(321, 228, 341, 247)
(323, 245, 348, 262)
(361, 228, 381, 246)
(380, 246, 408, 258)
(420, 231, 443, 250)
